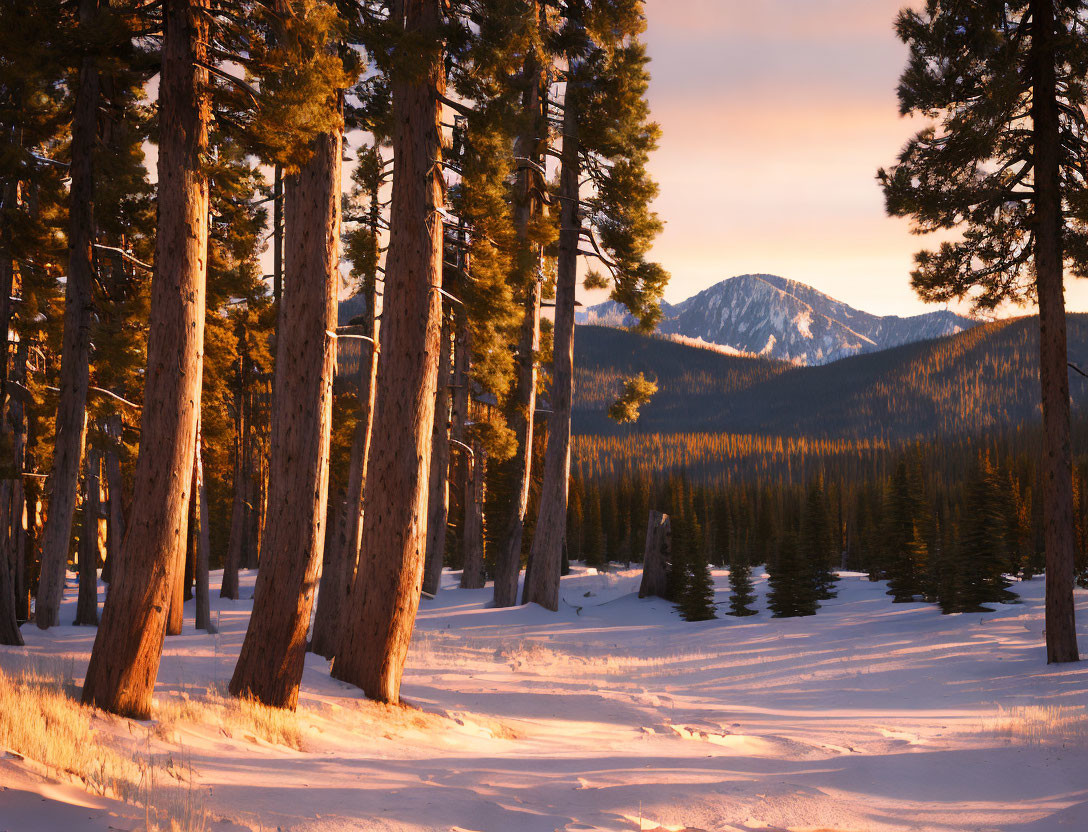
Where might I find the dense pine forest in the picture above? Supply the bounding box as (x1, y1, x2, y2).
(3, 0, 1088, 829)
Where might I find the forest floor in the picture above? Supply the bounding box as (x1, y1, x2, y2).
(1, 566, 1087, 832)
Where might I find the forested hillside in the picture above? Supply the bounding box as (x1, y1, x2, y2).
(573, 316, 1088, 438)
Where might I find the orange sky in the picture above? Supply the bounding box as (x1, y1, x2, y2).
(639, 0, 1088, 316)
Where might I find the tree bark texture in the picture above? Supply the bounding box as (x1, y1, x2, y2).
(193, 420, 213, 633)
(309, 487, 346, 658)
(81, 0, 209, 719)
(331, 0, 446, 703)
(311, 286, 378, 659)
(73, 447, 102, 626)
(221, 341, 247, 600)
(493, 34, 545, 608)
(460, 432, 486, 589)
(101, 413, 125, 586)
(422, 312, 453, 596)
(0, 480, 22, 645)
(166, 485, 191, 635)
(37, 0, 99, 627)
(523, 80, 579, 611)
(230, 124, 340, 710)
(1031, 0, 1079, 663)
(639, 511, 671, 600)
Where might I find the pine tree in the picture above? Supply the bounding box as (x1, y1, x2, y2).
(679, 545, 716, 621)
(523, 0, 666, 610)
(231, 2, 357, 710)
(768, 527, 818, 618)
(947, 455, 1017, 612)
(727, 554, 758, 617)
(801, 475, 837, 600)
(883, 454, 930, 601)
(879, 0, 1087, 662)
(83, 0, 212, 718)
(332, 0, 451, 703)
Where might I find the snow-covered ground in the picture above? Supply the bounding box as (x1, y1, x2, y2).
(3, 566, 1088, 831)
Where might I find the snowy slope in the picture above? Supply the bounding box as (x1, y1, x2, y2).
(2, 568, 1087, 831)
(579, 275, 977, 365)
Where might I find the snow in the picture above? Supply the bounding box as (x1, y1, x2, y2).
(795, 309, 813, 339)
(3, 566, 1088, 831)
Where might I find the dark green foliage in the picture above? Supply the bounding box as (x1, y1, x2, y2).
(801, 476, 837, 600)
(767, 529, 818, 618)
(940, 455, 1018, 612)
(727, 556, 758, 617)
(679, 546, 716, 622)
(882, 455, 930, 601)
(878, 0, 1088, 306)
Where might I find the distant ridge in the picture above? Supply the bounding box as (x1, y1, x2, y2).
(576, 274, 978, 365)
(572, 316, 1088, 440)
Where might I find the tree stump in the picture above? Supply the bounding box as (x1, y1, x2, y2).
(639, 511, 671, 599)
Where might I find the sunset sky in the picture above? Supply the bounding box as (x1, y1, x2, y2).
(640, 0, 1088, 316)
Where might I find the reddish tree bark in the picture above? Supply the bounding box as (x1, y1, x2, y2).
(81, 0, 209, 718)
(230, 123, 341, 710)
(523, 80, 579, 611)
(331, 0, 446, 703)
(36, 0, 100, 629)
(1031, 0, 1079, 663)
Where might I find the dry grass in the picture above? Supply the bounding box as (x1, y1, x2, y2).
(985, 704, 1088, 746)
(156, 685, 304, 751)
(0, 656, 209, 830)
(0, 658, 144, 802)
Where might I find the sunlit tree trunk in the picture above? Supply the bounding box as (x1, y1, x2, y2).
(1031, 0, 1079, 664)
(36, 0, 100, 628)
(73, 446, 102, 626)
(422, 312, 453, 596)
(332, 0, 446, 703)
(230, 122, 340, 710)
(81, 0, 209, 719)
(493, 34, 545, 608)
(523, 80, 579, 611)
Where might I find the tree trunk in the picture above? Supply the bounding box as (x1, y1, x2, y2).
(36, 0, 99, 627)
(0, 479, 22, 645)
(639, 511, 671, 599)
(81, 0, 209, 719)
(311, 284, 379, 659)
(230, 122, 340, 710)
(1031, 0, 1079, 664)
(273, 163, 284, 307)
(166, 484, 191, 635)
(193, 420, 213, 633)
(460, 433, 486, 589)
(101, 413, 125, 585)
(309, 486, 346, 658)
(74, 448, 102, 625)
(422, 312, 453, 596)
(10, 345, 29, 624)
(331, 0, 446, 703)
(523, 78, 579, 611)
(493, 36, 545, 609)
(221, 342, 246, 599)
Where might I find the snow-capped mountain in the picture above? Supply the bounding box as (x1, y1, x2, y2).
(576, 274, 977, 365)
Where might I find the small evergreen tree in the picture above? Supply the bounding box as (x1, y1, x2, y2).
(801, 475, 837, 600)
(767, 528, 818, 618)
(679, 545, 716, 621)
(727, 554, 758, 617)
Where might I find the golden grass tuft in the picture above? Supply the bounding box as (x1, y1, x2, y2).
(0, 657, 209, 830)
(985, 704, 1088, 746)
(0, 659, 144, 802)
(156, 686, 304, 751)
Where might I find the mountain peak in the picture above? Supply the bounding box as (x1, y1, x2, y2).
(577, 274, 977, 365)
